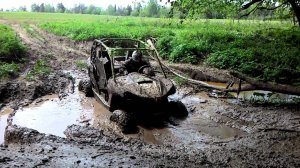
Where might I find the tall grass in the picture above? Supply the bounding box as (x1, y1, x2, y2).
(0, 23, 26, 79)
(0, 23, 26, 62)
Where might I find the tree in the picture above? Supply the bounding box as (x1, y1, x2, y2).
(87, 5, 96, 14)
(169, 0, 300, 26)
(131, 2, 142, 16)
(107, 4, 117, 15)
(126, 5, 133, 16)
(45, 4, 55, 13)
(31, 3, 40, 12)
(18, 6, 27, 12)
(241, 0, 300, 26)
(143, 0, 160, 17)
(72, 4, 87, 14)
(57, 3, 66, 13)
(40, 3, 45, 12)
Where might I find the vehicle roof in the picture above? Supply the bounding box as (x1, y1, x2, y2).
(94, 38, 152, 51)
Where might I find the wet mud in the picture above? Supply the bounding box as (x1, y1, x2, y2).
(0, 20, 299, 167)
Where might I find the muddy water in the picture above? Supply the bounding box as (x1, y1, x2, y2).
(0, 107, 14, 144)
(206, 81, 300, 103)
(10, 71, 98, 138)
(140, 116, 243, 148)
(138, 93, 244, 148)
(6, 74, 245, 147)
(12, 93, 94, 137)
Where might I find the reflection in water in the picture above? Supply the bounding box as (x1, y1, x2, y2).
(13, 93, 94, 137)
(139, 114, 243, 148)
(0, 108, 14, 144)
(90, 99, 112, 131)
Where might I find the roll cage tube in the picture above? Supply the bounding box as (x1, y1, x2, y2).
(94, 38, 167, 80)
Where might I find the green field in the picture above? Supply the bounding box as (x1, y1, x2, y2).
(0, 12, 299, 85)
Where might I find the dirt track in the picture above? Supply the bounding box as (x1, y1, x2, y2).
(0, 20, 300, 167)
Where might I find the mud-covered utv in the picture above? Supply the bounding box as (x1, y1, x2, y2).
(86, 38, 184, 132)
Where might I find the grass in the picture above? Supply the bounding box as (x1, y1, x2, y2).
(0, 12, 299, 85)
(0, 62, 20, 79)
(0, 23, 26, 79)
(26, 59, 50, 81)
(0, 23, 26, 63)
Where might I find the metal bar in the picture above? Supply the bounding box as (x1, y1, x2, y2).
(147, 39, 167, 78)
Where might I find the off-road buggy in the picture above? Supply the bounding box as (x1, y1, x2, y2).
(84, 38, 186, 133)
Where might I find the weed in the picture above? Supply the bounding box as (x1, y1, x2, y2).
(25, 59, 50, 81)
(0, 24, 26, 63)
(75, 60, 87, 70)
(0, 62, 20, 79)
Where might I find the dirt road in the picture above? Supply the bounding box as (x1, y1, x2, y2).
(0, 20, 299, 167)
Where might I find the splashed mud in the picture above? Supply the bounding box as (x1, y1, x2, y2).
(0, 107, 14, 144)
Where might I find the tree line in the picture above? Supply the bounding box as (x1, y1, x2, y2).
(11, 0, 171, 18)
(2, 0, 299, 24)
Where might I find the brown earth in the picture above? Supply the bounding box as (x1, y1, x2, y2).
(0, 20, 299, 167)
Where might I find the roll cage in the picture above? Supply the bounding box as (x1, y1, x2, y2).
(90, 38, 166, 81)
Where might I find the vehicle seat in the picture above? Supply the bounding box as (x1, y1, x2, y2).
(125, 50, 133, 60)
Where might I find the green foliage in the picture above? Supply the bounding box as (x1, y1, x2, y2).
(205, 28, 300, 85)
(0, 12, 299, 85)
(170, 0, 298, 24)
(0, 62, 20, 79)
(0, 24, 26, 63)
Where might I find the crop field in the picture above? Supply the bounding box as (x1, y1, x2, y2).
(0, 12, 299, 85)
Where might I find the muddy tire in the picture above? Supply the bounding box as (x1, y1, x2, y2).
(110, 110, 138, 134)
(108, 93, 120, 112)
(169, 101, 188, 119)
(78, 79, 94, 97)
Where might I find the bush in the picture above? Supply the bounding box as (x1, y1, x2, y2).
(0, 62, 20, 79)
(0, 24, 26, 63)
(26, 59, 50, 81)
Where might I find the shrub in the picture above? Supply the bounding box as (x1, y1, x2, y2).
(0, 62, 20, 79)
(0, 24, 26, 63)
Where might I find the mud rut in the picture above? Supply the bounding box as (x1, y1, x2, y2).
(0, 21, 300, 167)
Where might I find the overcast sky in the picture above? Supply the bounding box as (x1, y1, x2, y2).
(0, 0, 137, 10)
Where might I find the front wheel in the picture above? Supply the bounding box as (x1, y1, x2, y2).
(78, 79, 94, 97)
(110, 110, 138, 134)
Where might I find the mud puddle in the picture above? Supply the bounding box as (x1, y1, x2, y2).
(136, 91, 244, 148)
(12, 94, 93, 137)
(5, 75, 245, 148)
(0, 107, 14, 144)
(139, 114, 243, 149)
(8, 71, 99, 138)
